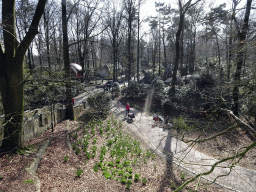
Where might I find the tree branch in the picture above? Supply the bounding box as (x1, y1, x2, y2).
(68, 25, 108, 47)
(16, 0, 47, 58)
(174, 140, 256, 191)
(221, 108, 256, 135)
(67, 0, 81, 22)
(184, 124, 239, 144)
(232, 1, 241, 35)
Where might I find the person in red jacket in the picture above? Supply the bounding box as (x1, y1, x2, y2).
(72, 98, 75, 104)
(126, 103, 130, 116)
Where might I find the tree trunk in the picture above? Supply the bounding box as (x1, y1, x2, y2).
(152, 43, 157, 80)
(227, 33, 233, 80)
(0, 57, 24, 150)
(170, 14, 183, 93)
(213, 30, 222, 79)
(31, 46, 35, 70)
(0, 0, 47, 151)
(62, 0, 74, 120)
(113, 40, 117, 81)
(128, 18, 132, 84)
(27, 46, 33, 73)
(232, 0, 252, 115)
(162, 31, 167, 70)
(44, 12, 51, 71)
(137, 0, 140, 81)
(188, 31, 196, 74)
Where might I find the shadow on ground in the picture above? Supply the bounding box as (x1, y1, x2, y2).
(158, 130, 181, 191)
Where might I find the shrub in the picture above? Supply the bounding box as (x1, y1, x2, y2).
(99, 126, 103, 135)
(107, 139, 113, 146)
(126, 167, 133, 174)
(103, 171, 112, 179)
(108, 161, 114, 167)
(72, 143, 77, 150)
(92, 145, 97, 153)
(173, 116, 190, 132)
(142, 177, 147, 185)
(196, 73, 215, 89)
(121, 81, 150, 98)
(122, 160, 131, 167)
(23, 179, 34, 184)
(87, 92, 111, 118)
(118, 170, 124, 176)
(134, 174, 140, 182)
(121, 177, 127, 184)
(93, 164, 99, 172)
(75, 148, 81, 155)
(151, 78, 166, 102)
(86, 152, 91, 159)
(64, 155, 69, 162)
(76, 167, 83, 177)
(126, 180, 133, 189)
(180, 172, 186, 179)
(116, 159, 121, 164)
(112, 82, 121, 98)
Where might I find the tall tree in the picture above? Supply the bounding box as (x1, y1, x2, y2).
(43, 0, 58, 71)
(136, 0, 141, 81)
(74, 0, 101, 82)
(62, 0, 74, 120)
(186, 5, 203, 74)
(123, 0, 136, 84)
(232, 0, 253, 115)
(149, 19, 159, 79)
(207, 3, 229, 80)
(0, 0, 47, 151)
(105, 2, 124, 81)
(170, 0, 201, 93)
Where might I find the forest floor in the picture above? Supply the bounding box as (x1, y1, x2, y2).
(0, 95, 255, 192)
(1, 111, 228, 191)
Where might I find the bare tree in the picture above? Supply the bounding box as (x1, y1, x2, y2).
(123, 0, 137, 84)
(74, 0, 102, 82)
(105, 2, 124, 81)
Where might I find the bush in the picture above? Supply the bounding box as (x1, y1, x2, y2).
(173, 116, 190, 132)
(121, 81, 150, 98)
(112, 82, 120, 98)
(24, 71, 86, 109)
(166, 74, 217, 111)
(151, 78, 167, 102)
(196, 73, 215, 89)
(87, 92, 111, 117)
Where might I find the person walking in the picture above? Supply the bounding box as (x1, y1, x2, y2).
(126, 103, 130, 116)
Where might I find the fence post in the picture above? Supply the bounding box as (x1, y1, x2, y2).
(83, 101, 86, 109)
(51, 104, 54, 132)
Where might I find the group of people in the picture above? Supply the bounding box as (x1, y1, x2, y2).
(125, 102, 168, 124)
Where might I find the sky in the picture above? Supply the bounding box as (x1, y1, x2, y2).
(139, 0, 250, 35)
(140, 0, 247, 19)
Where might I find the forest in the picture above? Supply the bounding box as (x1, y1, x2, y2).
(0, 0, 255, 191)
